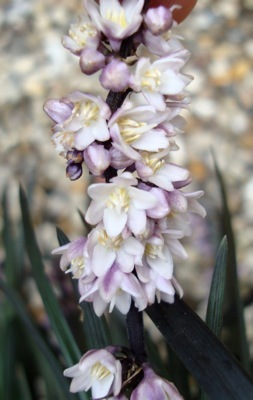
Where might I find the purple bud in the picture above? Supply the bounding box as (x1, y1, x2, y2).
(110, 148, 134, 169)
(66, 162, 83, 180)
(144, 6, 173, 36)
(99, 59, 130, 92)
(67, 150, 84, 164)
(83, 143, 110, 176)
(80, 47, 105, 75)
(43, 99, 73, 123)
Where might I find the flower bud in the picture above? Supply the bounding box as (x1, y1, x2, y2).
(43, 99, 73, 123)
(83, 143, 110, 176)
(110, 148, 134, 169)
(144, 6, 173, 36)
(80, 47, 105, 75)
(99, 59, 130, 92)
(66, 162, 83, 180)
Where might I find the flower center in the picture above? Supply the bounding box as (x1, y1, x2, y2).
(73, 101, 100, 125)
(106, 187, 130, 212)
(65, 256, 85, 279)
(69, 22, 97, 48)
(141, 68, 161, 92)
(141, 152, 165, 173)
(106, 9, 128, 28)
(91, 362, 111, 380)
(145, 243, 163, 259)
(118, 117, 147, 144)
(53, 131, 75, 153)
(98, 230, 123, 250)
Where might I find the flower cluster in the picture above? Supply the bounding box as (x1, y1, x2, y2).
(64, 347, 183, 400)
(46, 0, 205, 318)
(45, 1, 201, 399)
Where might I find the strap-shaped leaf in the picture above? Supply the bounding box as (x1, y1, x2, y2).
(19, 187, 88, 399)
(146, 298, 253, 400)
(56, 227, 112, 349)
(213, 154, 250, 370)
(0, 280, 74, 400)
(206, 236, 228, 337)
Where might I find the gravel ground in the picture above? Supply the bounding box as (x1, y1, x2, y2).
(1, 0, 253, 352)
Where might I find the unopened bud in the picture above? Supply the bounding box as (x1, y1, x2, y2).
(80, 47, 105, 75)
(99, 59, 130, 92)
(66, 162, 83, 180)
(144, 6, 173, 36)
(83, 143, 110, 176)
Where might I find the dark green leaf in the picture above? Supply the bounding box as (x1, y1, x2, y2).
(146, 298, 253, 400)
(206, 236, 228, 337)
(19, 186, 81, 366)
(213, 153, 250, 370)
(0, 280, 73, 400)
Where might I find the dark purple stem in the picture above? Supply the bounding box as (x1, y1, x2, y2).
(104, 33, 147, 363)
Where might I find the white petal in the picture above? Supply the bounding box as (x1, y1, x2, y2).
(103, 208, 127, 237)
(92, 244, 116, 276)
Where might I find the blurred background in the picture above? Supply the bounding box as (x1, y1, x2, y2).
(1, 0, 253, 372)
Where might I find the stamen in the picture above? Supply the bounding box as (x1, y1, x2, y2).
(106, 187, 130, 212)
(118, 117, 147, 144)
(91, 362, 111, 380)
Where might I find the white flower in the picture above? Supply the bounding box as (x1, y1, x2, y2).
(129, 53, 191, 110)
(64, 348, 122, 397)
(135, 150, 190, 191)
(109, 101, 171, 161)
(85, 172, 158, 237)
(50, 92, 111, 154)
(62, 14, 100, 55)
(86, 223, 144, 277)
(84, 0, 144, 51)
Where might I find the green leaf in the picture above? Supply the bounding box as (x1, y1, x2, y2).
(213, 154, 250, 371)
(206, 236, 228, 338)
(0, 280, 73, 400)
(19, 186, 81, 366)
(56, 227, 112, 349)
(146, 298, 253, 400)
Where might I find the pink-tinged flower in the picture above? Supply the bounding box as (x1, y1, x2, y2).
(83, 142, 110, 176)
(79, 47, 105, 75)
(64, 348, 122, 397)
(62, 14, 100, 55)
(52, 237, 91, 279)
(144, 6, 173, 36)
(136, 265, 183, 304)
(45, 92, 111, 155)
(84, 0, 144, 51)
(99, 59, 130, 92)
(79, 264, 147, 316)
(129, 53, 191, 110)
(86, 223, 144, 277)
(85, 172, 158, 237)
(109, 101, 171, 161)
(140, 229, 187, 280)
(135, 151, 189, 191)
(142, 29, 185, 57)
(131, 365, 184, 400)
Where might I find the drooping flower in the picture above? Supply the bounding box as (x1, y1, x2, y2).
(64, 348, 122, 397)
(79, 263, 147, 316)
(131, 365, 184, 400)
(84, 0, 145, 51)
(85, 172, 158, 237)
